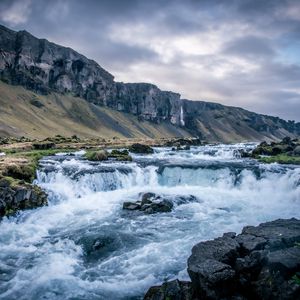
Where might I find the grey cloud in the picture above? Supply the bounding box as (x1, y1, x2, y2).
(222, 36, 276, 59)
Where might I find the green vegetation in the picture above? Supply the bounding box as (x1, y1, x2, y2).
(3, 164, 36, 182)
(258, 154, 300, 165)
(250, 137, 300, 165)
(128, 143, 154, 154)
(85, 150, 108, 161)
(0, 81, 189, 140)
(84, 149, 133, 162)
(110, 149, 132, 161)
(292, 274, 300, 285)
(0, 148, 75, 183)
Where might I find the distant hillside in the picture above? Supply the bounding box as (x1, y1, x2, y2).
(0, 24, 299, 142)
(0, 82, 190, 139)
(183, 100, 300, 142)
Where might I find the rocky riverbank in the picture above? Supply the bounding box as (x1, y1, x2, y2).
(144, 218, 300, 300)
(0, 176, 47, 217)
(0, 137, 202, 217)
(242, 137, 300, 165)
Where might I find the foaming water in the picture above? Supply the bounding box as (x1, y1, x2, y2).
(0, 144, 299, 299)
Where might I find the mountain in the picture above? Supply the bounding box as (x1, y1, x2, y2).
(0, 24, 299, 142)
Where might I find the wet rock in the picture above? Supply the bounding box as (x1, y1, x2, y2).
(144, 280, 194, 300)
(123, 201, 141, 210)
(174, 195, 198, 205)
(251, 137, 300, 158)
(128, 143, 154, 154)
(123, 193, 173, 214)
(145, 218, 300, 300)
(164, 138, 202, 147)
(0, 180, 47, 217)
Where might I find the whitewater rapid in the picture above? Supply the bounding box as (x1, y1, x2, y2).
(0, 144, 299, 299)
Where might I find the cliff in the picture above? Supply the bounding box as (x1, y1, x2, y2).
(0, 25, 182, 126)
(0, 24, 299, 141)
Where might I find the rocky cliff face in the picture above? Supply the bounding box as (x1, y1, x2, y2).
(0, 24, 299, 140)
(0, 25, 182, 126)
(183, 99, 300, 142)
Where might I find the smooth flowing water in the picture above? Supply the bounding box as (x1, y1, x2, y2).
(0, 144, 299, 299)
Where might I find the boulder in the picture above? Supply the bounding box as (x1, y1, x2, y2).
(144, 280, 194, 300)
(0, 180, 47, 217)
(128, 143, 154, 154)
(144, 218, 300, 300)
(123, 193, 173, 214)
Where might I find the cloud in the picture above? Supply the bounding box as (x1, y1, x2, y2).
(0, 0, 32, 26)
(0, 0, 300, 121)
(222, 36, 276, 60)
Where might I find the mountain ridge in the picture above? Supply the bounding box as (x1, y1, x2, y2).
(0, 24, 299, 142)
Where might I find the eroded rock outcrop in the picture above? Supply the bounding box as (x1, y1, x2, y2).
(144, 218, 300, 300)
(0, 25, 183, 126)
(0, 177, 47, 217)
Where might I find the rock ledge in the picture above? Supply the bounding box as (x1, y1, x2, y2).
(144, 218, 300, 300)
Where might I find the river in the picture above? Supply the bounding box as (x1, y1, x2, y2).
(0, 143, 299, 299)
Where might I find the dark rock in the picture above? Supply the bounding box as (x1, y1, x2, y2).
(293, 145, 300, 156)
(123, 201, 141, 210)
(141, 192, 157, 205)
(129, 143, 154, 154)
(108, 150, 133, 161)
(144, 280, 194, 300)
(0, 181, 47, 217)
(251, 137, 300, 159)
(145, 218, 300, 300)
(123, 193, 173, 214)
(174, 195, 198, 205)
(0, 25, 183, 126)
(32, 142, 55, 150)
(142, 199, 173, 214)
(164, 138, 202, 147)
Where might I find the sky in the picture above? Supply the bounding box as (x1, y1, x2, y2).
(0, 0, 300, 121)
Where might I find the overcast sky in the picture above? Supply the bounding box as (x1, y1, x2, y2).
(0, 0, 300, 121)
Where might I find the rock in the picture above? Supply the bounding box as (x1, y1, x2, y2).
(0, 181, 47, 217)
(293, 145, 300, 156)
(145, 218, 300, 300)
(32, 142, 55, 150)
(123, 201, 141, 210)
(1, 24, 300, 140)
(141, 192, 157, 204)
(144, 280, 194, 300)
(0, 25, 183, 126)
(164, 138, 202, 147)
(174, 195, 198, 205)
(142, 199, 173, 214)
(129, 143, 154, 154)
(108, 149, 133, 161)
(123, 193, 173, 214)
(251, 137, 300, 159)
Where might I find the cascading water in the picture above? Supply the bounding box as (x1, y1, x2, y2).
(0, 144, 299, 299)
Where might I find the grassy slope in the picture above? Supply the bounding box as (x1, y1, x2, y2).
(192, 106, 295, 143)
(0, 82, 190, 139)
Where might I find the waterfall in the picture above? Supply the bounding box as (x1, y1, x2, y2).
(180, 105, 185, 126)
